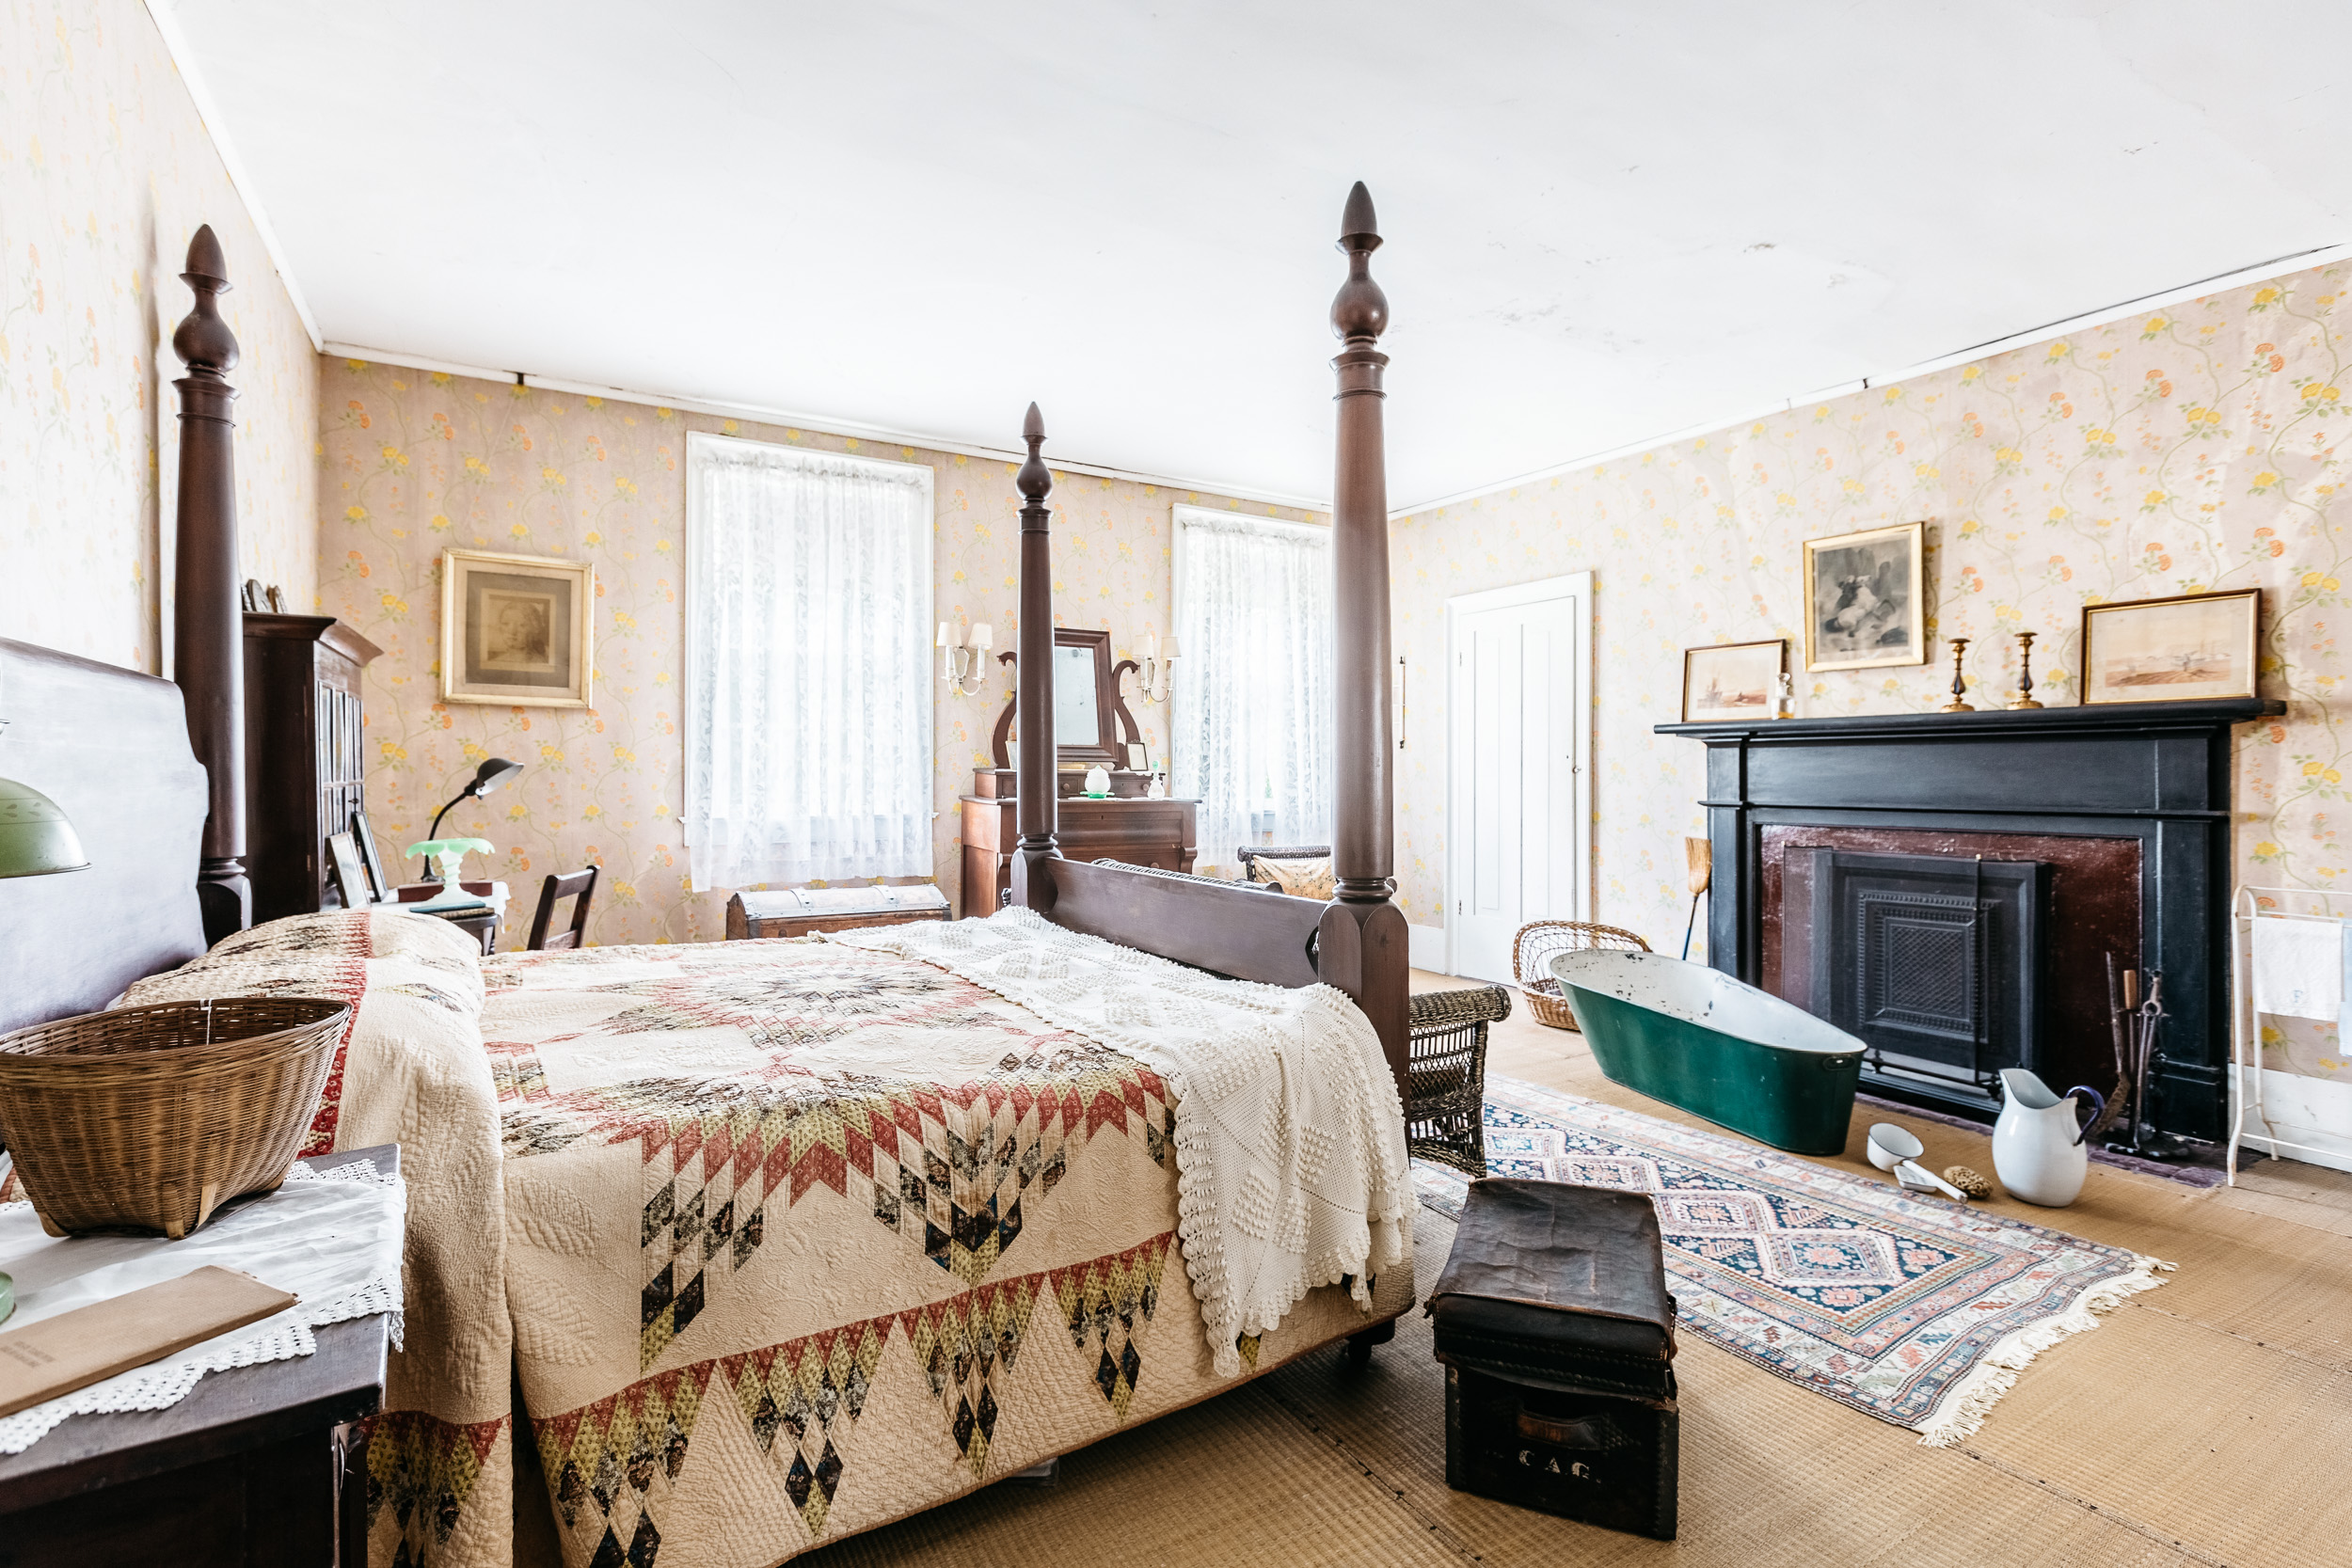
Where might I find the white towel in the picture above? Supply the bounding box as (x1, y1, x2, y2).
(2252, 916, 2344, 1020)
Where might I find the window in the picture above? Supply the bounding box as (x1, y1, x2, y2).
(684, 433, 933, 889)
(1169, 507, 1334, 869)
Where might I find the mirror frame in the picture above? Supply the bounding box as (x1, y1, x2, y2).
(989, 626, 1124, 770)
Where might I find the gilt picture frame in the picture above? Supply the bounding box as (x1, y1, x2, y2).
(1802, 520, 1927, 672)
(439, 547, 595, 708)
(1681, 639, 1786, 723)
(2079, 588, 2261, 705)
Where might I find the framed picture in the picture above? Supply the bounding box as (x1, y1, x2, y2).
(2079, 588, 2260, 705)
(326, 830, 374, 911)
(349, 809, 389, 901)
(1681, 639, 1786, 722)
(439, 548, 594, 707)
(1802, 521, 1927, 672)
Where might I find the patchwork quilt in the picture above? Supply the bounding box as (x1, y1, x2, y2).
(96, 908, 1409, 1568)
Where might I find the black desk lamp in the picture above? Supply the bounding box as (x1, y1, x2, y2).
(423, 757, 525, 847)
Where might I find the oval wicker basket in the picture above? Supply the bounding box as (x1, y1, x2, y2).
(1512, 920, 1652, 1031)
(0, 996, 347, 1240)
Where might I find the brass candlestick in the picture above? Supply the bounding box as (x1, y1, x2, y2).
(2009, 630, 2044, 709)
(1941, 638, 1974, 711)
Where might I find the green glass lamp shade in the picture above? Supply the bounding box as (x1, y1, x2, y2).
(0, 776, 89, 878)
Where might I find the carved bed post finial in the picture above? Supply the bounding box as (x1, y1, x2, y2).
(172, 224, 250, 941)
(1010, 403, 1059, 911)
(1320, 183, 1411, 1086)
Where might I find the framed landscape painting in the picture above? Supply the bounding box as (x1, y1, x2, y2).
(2080, 588, 2260, 705)
(1802, 521, 1926, 672)
(1682, 639, 1785, 722)
(440, 547, 595, 708)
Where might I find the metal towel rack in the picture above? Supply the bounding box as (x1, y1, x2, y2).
(2227, 884, 2352, 1183)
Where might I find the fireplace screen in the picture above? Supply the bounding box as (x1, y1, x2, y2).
(1796, 848, 2047, 1094)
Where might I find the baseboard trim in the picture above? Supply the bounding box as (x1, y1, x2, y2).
(1407, 924, 1447, 974)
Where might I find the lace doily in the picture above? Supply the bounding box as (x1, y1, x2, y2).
(0, 1157, 406, 1454)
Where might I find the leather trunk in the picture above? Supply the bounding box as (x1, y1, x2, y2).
(1428, 1179, 1679, 1540)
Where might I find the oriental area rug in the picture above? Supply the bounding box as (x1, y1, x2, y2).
(1411, 1076, 2171, 1446)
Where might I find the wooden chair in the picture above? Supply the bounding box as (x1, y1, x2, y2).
(527, 867, 599, 951)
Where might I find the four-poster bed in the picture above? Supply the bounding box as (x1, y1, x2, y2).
(1010, 181, 1412, 1101)
(3, 187, 1425, 1568)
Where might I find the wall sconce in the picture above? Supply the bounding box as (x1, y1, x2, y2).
(938, 621, 994, 698)
(1133, 633, 1179, 705)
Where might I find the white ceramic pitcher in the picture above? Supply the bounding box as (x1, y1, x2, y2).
(1992, 1069, 2106, 1207)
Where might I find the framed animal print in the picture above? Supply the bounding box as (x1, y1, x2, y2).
(1681, 639, 1786, 722)
(439, 547, 595, 708)
(2079, 588, 2260, 705)
(1803, 521, 1926, 672)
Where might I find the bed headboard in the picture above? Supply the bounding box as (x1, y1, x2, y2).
(1013, 184, 1413, 1091)
(0, 640, 208, 1034)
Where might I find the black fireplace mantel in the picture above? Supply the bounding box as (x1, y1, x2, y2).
(1657, 697, 2284, 1139)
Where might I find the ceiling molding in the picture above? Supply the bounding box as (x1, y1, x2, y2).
(1391, 241, 2352, 520)
(143, 0, 323, 351)
(319, 341, 1332, 515)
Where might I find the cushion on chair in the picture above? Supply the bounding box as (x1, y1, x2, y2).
(1250, 855, 1335, 899)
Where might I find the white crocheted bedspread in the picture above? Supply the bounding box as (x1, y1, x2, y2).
(0, 1157, 406, 1454)
(831, 906, 1412, 1375)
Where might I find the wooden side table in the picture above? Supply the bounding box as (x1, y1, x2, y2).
(0, 1144, 399, 1567)
(393, 881, 507, 956)
(726, 884, 951, 939)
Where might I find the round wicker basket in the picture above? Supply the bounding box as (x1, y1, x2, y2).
(1512, 920, 1652, 1031)
(0, 996, 347, 1240)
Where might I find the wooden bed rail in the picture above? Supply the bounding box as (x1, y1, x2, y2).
(1046, 860, 1323, 988)
(1012, 185, 1413, 1095)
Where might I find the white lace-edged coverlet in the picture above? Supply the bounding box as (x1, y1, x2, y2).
(0, 1158, 406, 1454)
(832, 907, 1413, 1376)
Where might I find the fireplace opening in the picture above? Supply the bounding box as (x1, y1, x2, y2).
(1790, 849, 2046, 1098)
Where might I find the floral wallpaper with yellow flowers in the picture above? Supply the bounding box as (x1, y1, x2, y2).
(317, 359, 1322, 946)
(1392, 260, 2352, 1083)
(2, 0, 318, 673)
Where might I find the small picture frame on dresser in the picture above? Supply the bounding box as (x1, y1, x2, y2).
(349, 811, 389, 903)
(326, 831, 375, 911)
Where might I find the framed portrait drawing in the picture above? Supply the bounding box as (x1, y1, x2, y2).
(2079, 588, 2260, 705)
(1682, 639, 1786, 722)
(439, 548, 594, 708)
(1802, 521, 1926, 672)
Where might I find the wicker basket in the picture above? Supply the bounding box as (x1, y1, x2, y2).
(0, 996, 347, 1240)
(1512, 920, 1652, 1031)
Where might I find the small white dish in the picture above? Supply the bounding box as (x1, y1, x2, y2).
(1894, 1159, 1968, 1200)
(1867, 1122, 1924, 1172)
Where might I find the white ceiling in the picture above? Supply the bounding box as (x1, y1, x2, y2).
(166, 0, 2352, 511)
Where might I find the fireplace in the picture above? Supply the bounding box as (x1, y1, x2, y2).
(1790, 849, 2045, 1098)
(1658, 698, 2279, 1138)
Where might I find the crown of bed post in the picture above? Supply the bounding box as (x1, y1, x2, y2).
(1009, 403, 1060, 911)
(1321, 182, 1411, 1089)
(172, 225, 251, 942)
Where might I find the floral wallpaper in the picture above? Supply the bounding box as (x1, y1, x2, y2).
(1392, 259, 2352, 1082)
(318, 360, 1321, 945)
(0, 0, 317, 673)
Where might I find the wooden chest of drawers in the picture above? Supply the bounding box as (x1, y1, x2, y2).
(958, 796, 1199, 918)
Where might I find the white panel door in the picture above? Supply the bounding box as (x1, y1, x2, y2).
(1448, 577, 1589, 983)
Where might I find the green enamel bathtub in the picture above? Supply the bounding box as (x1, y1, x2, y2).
(1549, 950, 1865, 1156)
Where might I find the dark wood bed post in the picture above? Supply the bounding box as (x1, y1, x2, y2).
(1319, 183, 1411, 1089)
(171, 225, 251, 942)
(1009, 403, 1060, 911)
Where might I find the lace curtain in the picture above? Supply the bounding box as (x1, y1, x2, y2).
(684, 435, 933, 889)
(1170, 512, 1335, 870)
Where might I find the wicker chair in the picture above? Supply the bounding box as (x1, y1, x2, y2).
(1405, 983, 1511, 1176)
(1513, 920, 1652, 1031)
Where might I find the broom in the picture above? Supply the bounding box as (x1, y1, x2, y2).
(1680, 837, 1712, 960)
